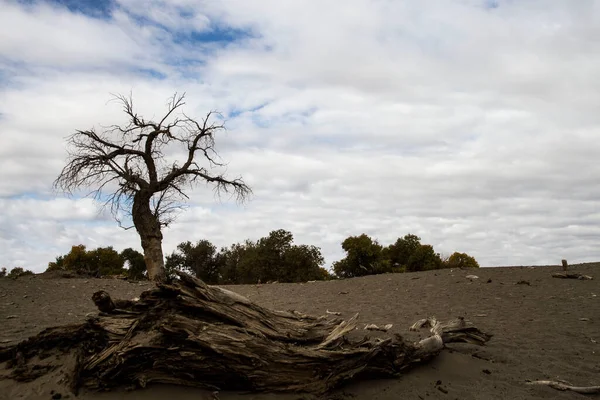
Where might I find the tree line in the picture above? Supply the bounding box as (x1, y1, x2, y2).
(32, 230, 478, 283)
(333, 233, 479, 278)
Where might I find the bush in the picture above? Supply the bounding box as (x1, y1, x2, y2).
(166, 240, 222, 284)
(0, 267, 6, 278)
(333, 233, 476, 276)
(384, 234, 422, 269)
(318, 267, 334, 281)
(406, 244, 442, 272)
(446, 252, 480, 269)
(167, 230, 327, 284)
(333, 234, 387, 278)
(121, 248, 147, 280)
(47, 245, 125, 277)
(7, 267, 34, 279)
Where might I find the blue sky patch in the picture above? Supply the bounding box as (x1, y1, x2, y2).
(174, 26, 255, 46)
(31, 0, 114, 19)
(485, 0, 500, 9)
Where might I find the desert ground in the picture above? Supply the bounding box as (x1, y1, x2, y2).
(1, 263, 599, 400)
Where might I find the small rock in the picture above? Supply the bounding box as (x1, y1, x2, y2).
(466, 275, 479, 280)
(516, 280, 531, 286)
(23, 295, 28, 298)
(580, 318, 590, 321)
(482, 369, 491, 375)
(6, 315, 17, 319)
(437, 386, 448, 394)
(52, 392, 62, 399)
(486, 278, 492, 283)
(338, 291, 349, 295)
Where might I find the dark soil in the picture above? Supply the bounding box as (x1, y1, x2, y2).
(1, 263, 599, 399)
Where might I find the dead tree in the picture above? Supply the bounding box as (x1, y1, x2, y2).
(0, 273, 491, 395)
(53, 94, 251, 282)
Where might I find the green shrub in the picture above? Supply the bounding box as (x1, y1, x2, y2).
(7, 267, 34, 279)
(333, 234, 387, 278)
(121, 248, 147, 280)
(167, 230, 327, 284)
(406, 244, 442, 272)
(446, 252, 480, 269)
(47, 245, 125, 277)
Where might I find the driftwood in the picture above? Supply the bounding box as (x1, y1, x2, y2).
(526, 380, 600, 394)
(364, 323, 393, 332)
(0, 272, 491, 395)
(552, 272, 593, 280)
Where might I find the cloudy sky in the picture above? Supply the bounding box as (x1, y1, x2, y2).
(1, 0, 599, 272)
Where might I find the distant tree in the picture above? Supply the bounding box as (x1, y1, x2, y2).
(333, 234, 388, 278)
(383, 234, 422, 270)
(318, 267, 334, 281)
(333, 232, 477, 276)
(193, 230, 326, 284)
(53, 93, 251, 282)
(46, 245, 125, 277)
(281, 243, 326, 282)
(165, 240, 222, 284)
(87, 246, 126, 276)
(218, 242, 250, 284)
(7, 267, 34, 279)
(254, 229, 294, 282)
(406, 244, 442, 272)
(0, 267, 6, 278)
(47, 245, 90, 274)
(121, 248, 147, 280)
(446, 252, 480, 269)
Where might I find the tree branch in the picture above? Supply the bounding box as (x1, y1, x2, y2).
(54, 92, 251, 230)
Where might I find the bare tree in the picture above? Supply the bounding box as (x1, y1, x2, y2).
(54, 93, 251, 282)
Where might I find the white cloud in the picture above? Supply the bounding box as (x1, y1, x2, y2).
(0, 1, 153, 68)
(0, 0, 599, 272)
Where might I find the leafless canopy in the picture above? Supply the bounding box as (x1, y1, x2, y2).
(54, 93, 251, 227)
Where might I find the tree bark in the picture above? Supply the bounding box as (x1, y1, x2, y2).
(0, 272, 491, 395)
(141, 235, 166, 282)
(132, 191, 166, 283)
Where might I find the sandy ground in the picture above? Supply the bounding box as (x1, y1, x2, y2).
(1, 263, 599, 399)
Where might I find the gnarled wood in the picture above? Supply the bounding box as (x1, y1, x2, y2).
(552, 273, 593, 280)
(526, 380, 600, 394)
(0, 272, 491, 394)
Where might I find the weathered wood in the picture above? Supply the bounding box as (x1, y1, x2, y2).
(0, 272, 491, 395)
(526, 380, 600, 394)
(552, 273, 593, 280)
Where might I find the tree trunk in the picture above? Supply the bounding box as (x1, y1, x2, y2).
(141, 235, 166, 282)
(132, 191, 166, 283)
(0, 272, 491, 395)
